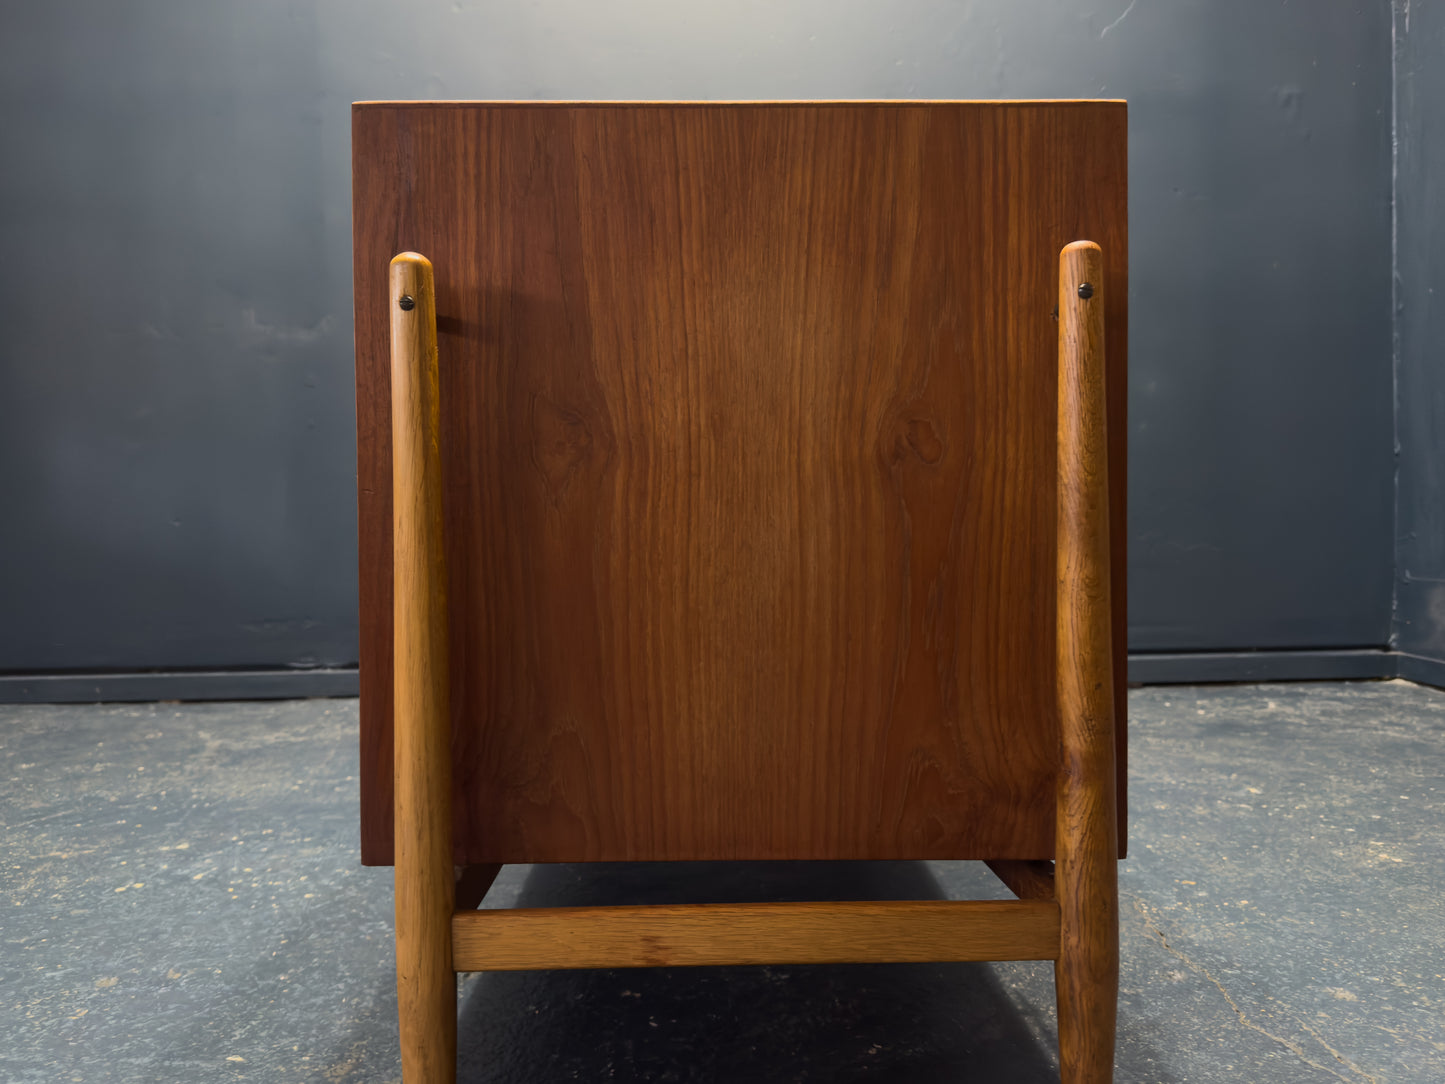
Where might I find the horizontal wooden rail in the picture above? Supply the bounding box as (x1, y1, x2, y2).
(452, 899, 1060, 971)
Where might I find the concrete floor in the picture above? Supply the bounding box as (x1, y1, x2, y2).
(2, 681, 1442, 1082)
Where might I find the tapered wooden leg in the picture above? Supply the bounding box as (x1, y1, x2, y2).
(1055, 241, 1118, 1083)
(1056, 815, 1118, 1082)
(390, 252, 457, 1084)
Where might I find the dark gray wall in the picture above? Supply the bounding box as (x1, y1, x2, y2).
(0, 1, 1397, 676)
(1, 3, 352, 671)
(1393, 1, 1445, 666)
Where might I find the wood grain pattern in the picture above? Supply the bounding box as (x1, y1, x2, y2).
(1054, 242, 1119, 1082)
(389, 253, 456, 1084)
(353, 102, 1128, 865)
(452, 899, 1060, 971)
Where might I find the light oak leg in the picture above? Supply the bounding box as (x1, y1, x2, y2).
(1054, 241, 1119, 1083)
(390, 252, 457, 1084)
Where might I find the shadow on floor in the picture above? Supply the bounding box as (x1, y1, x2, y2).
(455, 861, 1057, 1083)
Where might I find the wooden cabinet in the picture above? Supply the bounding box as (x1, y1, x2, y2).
(353, 100, 1127, 1082)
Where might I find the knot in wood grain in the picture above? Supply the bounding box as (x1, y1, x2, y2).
(530, 395, 593, 497)
(904, 416, 945, 464)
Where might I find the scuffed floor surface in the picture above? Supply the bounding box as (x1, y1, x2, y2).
(2, 681, 1442, 1082)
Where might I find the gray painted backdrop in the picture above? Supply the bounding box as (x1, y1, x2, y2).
(1394, 1, 1445, 663)
(0, 1, 1396, 673)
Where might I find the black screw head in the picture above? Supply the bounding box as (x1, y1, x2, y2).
(398, 295, 416, 311)
(1077, 282, 1095, 300)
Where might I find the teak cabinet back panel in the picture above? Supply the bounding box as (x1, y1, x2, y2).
(354, 102, 1127, 865)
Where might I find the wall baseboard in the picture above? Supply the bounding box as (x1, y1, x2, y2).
(1127, 649, 1399, 685)
(0, 649, 1439, 704)
(0, 669, 360, 704)
(1394, 652, 1445, 689)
